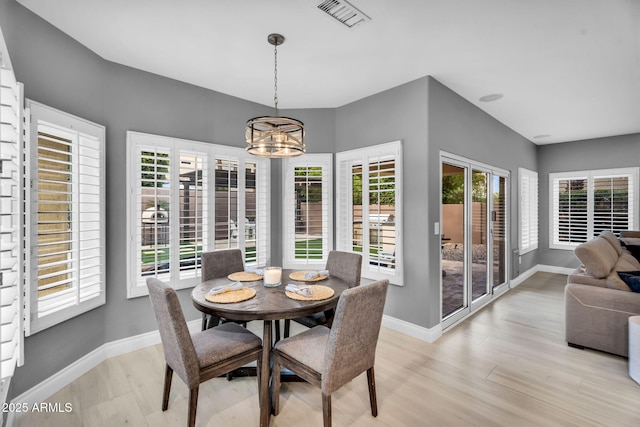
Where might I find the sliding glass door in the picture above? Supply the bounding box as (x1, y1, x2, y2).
(441, 154, 509, 327)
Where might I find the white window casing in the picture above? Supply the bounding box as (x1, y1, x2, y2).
(336, 141, 403, 285)
(126, 132, 270, 298)
(518, 167, 538, 254)
(549, 167, 639, 250)
(282, 154, 333, 269)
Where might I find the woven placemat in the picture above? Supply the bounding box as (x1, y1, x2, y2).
(228, 271, 263, 282)
(285, 285, 334, 301)
(289, 271, 328, 282)
(205, 288, 256, 304)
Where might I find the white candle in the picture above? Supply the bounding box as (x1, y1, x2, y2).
(263, 266, 282, 287)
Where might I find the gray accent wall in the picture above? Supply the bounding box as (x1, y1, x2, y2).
(537, 133, 640, 269)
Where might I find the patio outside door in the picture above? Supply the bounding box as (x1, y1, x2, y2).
(441, 154, 509, 328)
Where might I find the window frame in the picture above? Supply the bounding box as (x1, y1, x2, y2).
(549, 167, 639, 250)
(518, 167, 538, 255)
(25, 100, 106, 335)
(336, 141, 403, 285)
(282, 154, 333, 269)
(126, 131, 270, 298)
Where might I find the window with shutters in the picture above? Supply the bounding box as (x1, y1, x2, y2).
(126, 132, 270, 298)
(0, 46, 24, 400)
(282, 154, 332, 268)
(26, 100, 106, 334)
(519, 167, 538, 254)
(550, 168, 639, 250)
(336, 141, 403, 285)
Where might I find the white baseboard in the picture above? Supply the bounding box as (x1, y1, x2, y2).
(537, 264, 575, 275)
(7, 319, 201, 427)
(382, 314, 442, 343)
(510, 264, 573, 288)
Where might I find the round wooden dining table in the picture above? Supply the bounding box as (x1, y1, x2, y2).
(191, 269, 349, 427)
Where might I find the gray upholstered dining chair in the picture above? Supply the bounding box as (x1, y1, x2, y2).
(283, 251, 362, 338)
(201, 249, 246, 329)
(271, 279, 389, 427)
(146, 278, 262, 427)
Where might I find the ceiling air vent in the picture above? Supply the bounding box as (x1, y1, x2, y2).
(316, 0, 371, 28)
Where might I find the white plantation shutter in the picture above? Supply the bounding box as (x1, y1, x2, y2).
(550, 168, 638, 250)
(127, 132, 270, 297)
(518, 168, 538, 254)
(26, 100, 106, 334)
(593, 174, 634, 237)
(283, 154, 332, 269)
(249, 159, 269, 267)
(336, 141, 403, 285)
(178, 149, 208, 280)
(0, 49, 24, 390)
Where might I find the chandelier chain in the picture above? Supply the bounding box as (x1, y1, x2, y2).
(273, 41, 278, 115)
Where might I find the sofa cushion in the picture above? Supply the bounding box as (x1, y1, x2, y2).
(617, 271, 640, 292)
(607, 270, 632, 291)
(599, 231, 623, 255)
(622, 244, 640, 262)
(574, 236, 619, 279)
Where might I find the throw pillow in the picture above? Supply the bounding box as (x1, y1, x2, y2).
(617, 271, 640, 293)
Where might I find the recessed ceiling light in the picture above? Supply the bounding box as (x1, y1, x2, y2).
(478, 93, 503, 102)
(533, 134, 551, 139)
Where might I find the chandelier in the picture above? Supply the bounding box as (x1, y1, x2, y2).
(246, 34, 305, 158)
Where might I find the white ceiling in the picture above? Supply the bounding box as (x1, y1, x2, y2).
(16, 0, 640, 144)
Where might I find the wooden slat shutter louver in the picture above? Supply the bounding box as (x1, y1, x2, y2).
(283, 155, 332, 268)
(593, 174, 632, 238)
(178, 149, 208, 280)
(244, 159, 270, 266)
(0, 59, 23, 383)
(518, 168, 538, 254)
(134, 142, 172, 288)
(368, 154, 397, 273)
(552, 175, 588, 246)
(77, 133, 103, 303)
(254, 159, 270, 267)
(335, 158, 354, 253)
(214, 156, 239, 251)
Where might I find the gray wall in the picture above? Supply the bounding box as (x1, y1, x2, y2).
(537, 133, 640, 269)
(335, 77, 431, 327)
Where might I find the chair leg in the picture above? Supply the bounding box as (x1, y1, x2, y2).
(188, 386, 199, 427)
(284, 319, 290, 338)
(201, 313, 207, 331)
(274, 319, 281, 343)
(162, 364, 173, 411)
(324, 309, 335, 328)
(366, 367, 378, 417)
(322, 392, 332, 427)
(271, 355, 281, 415)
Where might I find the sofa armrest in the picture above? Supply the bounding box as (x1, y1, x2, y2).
(565, 283, 640, 356)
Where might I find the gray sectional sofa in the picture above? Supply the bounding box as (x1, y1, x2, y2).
(565, 231, 640, 357)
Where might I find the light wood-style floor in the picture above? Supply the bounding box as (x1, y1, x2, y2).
(14, 272, 640, 426)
